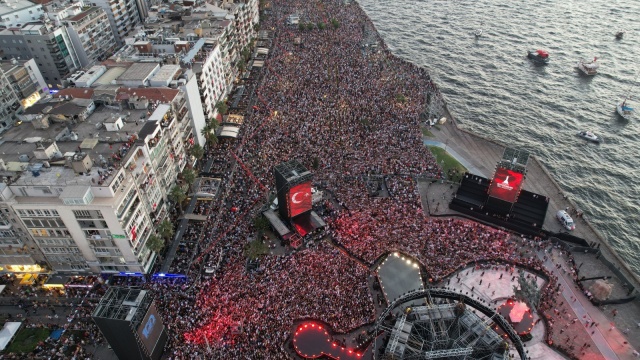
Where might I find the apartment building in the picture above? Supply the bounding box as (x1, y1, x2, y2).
(64, 6, 118, 67)
(0, 21, 81, 90)
(0, 0, 45, 28)
(0, 180, 46, 274)
(91, 0, 141, 46)
(0, 71, 192, 274)
(0, 57, 48, 131)
(110, 37, 224, 145)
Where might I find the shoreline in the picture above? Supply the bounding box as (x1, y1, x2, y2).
(351, 0, 639, 284)
(437, 99, 640, 287)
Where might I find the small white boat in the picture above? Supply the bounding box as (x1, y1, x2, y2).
(576, 131, 602, 143)
(617, 99, 634, 120)
(474, 29, 483, 38)
(576, 57, 599, 76)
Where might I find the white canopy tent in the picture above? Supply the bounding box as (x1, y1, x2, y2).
(0, 322, 22, 351)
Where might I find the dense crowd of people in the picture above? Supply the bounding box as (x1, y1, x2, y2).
(140, 0, 568, 358)
(0, 0, 577, 359)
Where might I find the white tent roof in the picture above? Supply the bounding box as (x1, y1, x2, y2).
(219, 125, 240, 138)
(0, 322, 22, 351)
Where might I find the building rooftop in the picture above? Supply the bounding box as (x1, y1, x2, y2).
(115, 87, 179, 103)
(117, 63, 159, 83)
(0, 59, 29, 74)
(0, 105, 150, 187)
(0, 0, 39, 16)
(94, 67, 127, 86)
(149, 64, 181, 84)
(53, 88, 95, 100)
(66, 6, 100, 23)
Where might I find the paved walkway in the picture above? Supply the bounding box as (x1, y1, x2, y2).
(161, 157, 215, 273)
(539, 248, 638, 360)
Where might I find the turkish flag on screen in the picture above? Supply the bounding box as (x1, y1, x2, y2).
(289, 182, 312, 217)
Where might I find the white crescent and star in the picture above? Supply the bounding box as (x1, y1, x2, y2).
(291, 191, 310, 204)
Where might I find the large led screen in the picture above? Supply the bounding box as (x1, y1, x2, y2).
(488, 168, 524, 203)
(137, 303, 163, 355)
(288, 182, 312, 218)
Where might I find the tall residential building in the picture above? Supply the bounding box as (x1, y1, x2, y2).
(219, 0, 258, 51)
(111, 36, 226, 145)
(0, 73, 192, 274)
(0, 0, 45, 28)
(179, 16, 238, 95)
(0, 185, 46, 275)
(0, 21, 81, 90)
(0, 58, 48, 130)
(91, 0, 141, 46)
(63, 6, 118, 67)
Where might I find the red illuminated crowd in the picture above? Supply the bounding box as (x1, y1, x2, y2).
(146, 0, 566, 359)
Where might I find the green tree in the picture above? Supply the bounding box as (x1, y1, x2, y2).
(244, 239, 269, 260)
(312, 157, 320, 169)
(189, 144, 204, 160)
(201, 124, 218, 145)
(317, 22, 326, 30)
(298, 23, 305, 31)
(169, 185, 187, 210)
(181, 168, 196, 187)
(254, 215, 270, 235)
(238, 59, 246, 73)
(306, 22, 314, 31)
(215, 101, 228, 115)
(146, 234, 165, 253)
(331, 18, 340, 29)
(395, 93, 407, 103)
(241, 47, 251, 62)
(512, 269, 541, 309)
(158, 219, 175, 241)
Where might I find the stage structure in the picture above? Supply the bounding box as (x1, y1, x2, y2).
(375, 289, 528, 360)
(383, 303, 508, 360)
(274, 160, 313, 220)
(450, 148, 549, 236)
(92, 287, 167, 360)
(485, 148, 529, 216)
(272, 160, 325, 244)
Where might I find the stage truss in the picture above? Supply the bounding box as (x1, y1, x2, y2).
(375, 289, 527, 360)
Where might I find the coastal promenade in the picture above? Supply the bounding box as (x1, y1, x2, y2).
(421, 106, 640, 358)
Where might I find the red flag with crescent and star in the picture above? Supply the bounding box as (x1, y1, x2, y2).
(289, 182, 312, 218)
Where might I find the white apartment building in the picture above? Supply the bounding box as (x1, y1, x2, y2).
(0, 80, 191, 274)
(179, 17, 238, 96)
(91, 0, 141, 46)
(0, 0, 45, 28)
(0, 185, 46, 274)
(220, 0, 258, 51)
(0, 58, 48, 131)
(64, 7, 118, 67)
(111, 37, 226, 145)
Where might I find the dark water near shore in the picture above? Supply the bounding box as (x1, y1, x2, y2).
(358, 0, 640, 275)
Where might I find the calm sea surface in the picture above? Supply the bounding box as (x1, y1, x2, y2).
(357, 0, 640, 274)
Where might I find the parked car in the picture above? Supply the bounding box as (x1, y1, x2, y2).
(556, 210, 575, 231)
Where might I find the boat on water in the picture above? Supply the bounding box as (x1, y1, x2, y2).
(527, 49, 549, 65)
(576, 57, 599, 76)
(617, 99, 634, 120)
(576, 131, 602, 143)
(474, 29, 483, 38)
(615, 31, 625, 40)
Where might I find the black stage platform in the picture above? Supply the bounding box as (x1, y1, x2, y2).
(450, 172, 549, 236)
(376, 253, 424, 310)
